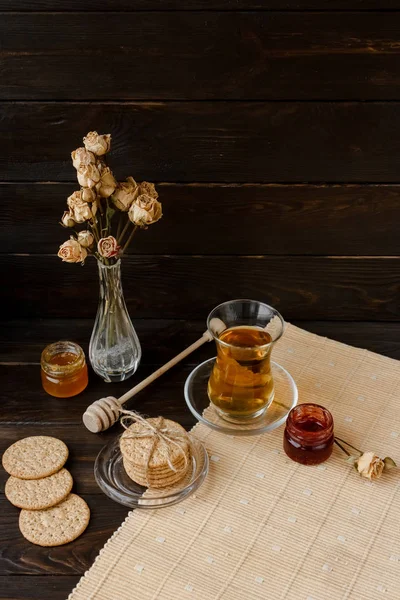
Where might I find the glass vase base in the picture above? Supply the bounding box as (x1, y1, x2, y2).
(95, 360, 141, 383)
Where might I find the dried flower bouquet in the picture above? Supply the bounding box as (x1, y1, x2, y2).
(58, 131, 162, 265)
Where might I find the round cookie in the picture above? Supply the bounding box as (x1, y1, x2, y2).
(19, 493, 90, 547)
(5, 468, 73, 510)
(123, 457, 189, 489)
(125, 457, 187, 479)
(2, 436, 69, 480)
(125, 454, 187, 474)
(120, 418, 189, 470)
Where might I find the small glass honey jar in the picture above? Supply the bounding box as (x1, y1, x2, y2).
(41, 341, 88, 398)
(283, 403, 334, 465)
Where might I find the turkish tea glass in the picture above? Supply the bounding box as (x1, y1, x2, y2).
(207, 299, 284, 423)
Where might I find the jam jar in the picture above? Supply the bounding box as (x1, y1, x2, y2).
(41, 341, 88, 398)
(283, 403, 334, 465)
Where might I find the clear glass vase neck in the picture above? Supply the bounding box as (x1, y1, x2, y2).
(97, 259, 123, 301)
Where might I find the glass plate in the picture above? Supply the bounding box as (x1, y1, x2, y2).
(94, 433, 209, 508)
(184, 358, 298, 436)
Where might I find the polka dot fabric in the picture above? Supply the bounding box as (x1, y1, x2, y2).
(68, 325, 400, 600)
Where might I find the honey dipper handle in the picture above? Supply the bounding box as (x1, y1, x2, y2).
(117, 330, 213, 406)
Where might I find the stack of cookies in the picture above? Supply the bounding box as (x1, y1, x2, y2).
(2, 435, 90, 546)
(120, 417, 190, 489)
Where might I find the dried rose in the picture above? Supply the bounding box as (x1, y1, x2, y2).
(77, 163, 101, 189)
(97, 165, 117, 198)
(83, 131, 111, 156)
(58, 237, 87, 263)
(139, 181, 158, 199)
(61, 211, 75, 228)
(77, 230, 94, 248)
(337, 437, 397, 481)
(356, 452, 385, 480)
(71, 147, 95, 170)
(111, 176, 139, 211)
(81, 187, 97, 203)
(97, 236, 120, 258)
(67, 191, 97, 223)
(128, 194, 162, 228)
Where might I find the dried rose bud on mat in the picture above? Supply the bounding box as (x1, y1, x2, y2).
(334, 437, 396, 480)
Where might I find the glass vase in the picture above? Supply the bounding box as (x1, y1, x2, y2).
(89, 259, 141, 382)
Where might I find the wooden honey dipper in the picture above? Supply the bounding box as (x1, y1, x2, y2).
(82, 318, 226, 433)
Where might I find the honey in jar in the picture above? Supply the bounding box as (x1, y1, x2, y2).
(283, 403, 334, 465)
(41, 341, 88, 398)
(207, 325, 274, 420)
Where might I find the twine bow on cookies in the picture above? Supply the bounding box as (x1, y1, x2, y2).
(119, 409, 189, 483)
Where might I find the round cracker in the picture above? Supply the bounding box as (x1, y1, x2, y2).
(2, 436, 69, 480)
(120, 418, 189, 470)
(123, 456, 186, 480)
(5, 468, 73, 510)
(125, 454, 186, 474)
(123, 457, 189, 489)
(19, 493, 90, 547)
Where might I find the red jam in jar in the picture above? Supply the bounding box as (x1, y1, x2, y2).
(283, 403, 334, 465)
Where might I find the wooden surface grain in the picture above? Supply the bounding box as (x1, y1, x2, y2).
(4, 319, 400, 364)
(0, 317, 399, 598)
(0, 494, 129, 575)
(1, 1, 400, 10)
(2, 183, 400, 256)
(2, 3, 400, 598)
(0, 576, 80, 600)
(2, 102, 400, 183)
(3, 254, 400, 320)
(0, 366, 200, 428)
(2, 12, 400, 100)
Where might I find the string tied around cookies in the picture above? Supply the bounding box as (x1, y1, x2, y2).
(120, 409, 189, 483)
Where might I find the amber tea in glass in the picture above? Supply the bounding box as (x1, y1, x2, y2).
(207, 300, 284, 422)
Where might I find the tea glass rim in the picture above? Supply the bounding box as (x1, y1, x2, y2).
(206, 298, 285, 350)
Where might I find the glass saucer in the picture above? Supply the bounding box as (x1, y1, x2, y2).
(94, 433, 209, 508)
(184, 358, 298, 436)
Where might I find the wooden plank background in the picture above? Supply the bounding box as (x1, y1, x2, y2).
(1, 5, 400, 596)
(3, 255, 400, 320)
(2, 2, 400, 10)
(0, 4, 399, 321)
(3, 102, 400, 182)
(2, 12, 400, 100)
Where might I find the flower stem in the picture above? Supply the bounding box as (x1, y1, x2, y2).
(116, 212, 123, 240)
(91, 218, 108, 265)
(121, 225, 138, 255)
(96, 200, 104, 233)
(91, 218, 100, 244)
(334, 438, 351, 457)
(105, 198, 111, 234)
(335, 437, 362, 454)
(118, 218, 131, 245)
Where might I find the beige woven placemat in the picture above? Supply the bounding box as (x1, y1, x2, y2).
(69, 324, 400, 600)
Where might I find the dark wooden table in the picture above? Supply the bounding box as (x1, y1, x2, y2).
(2, 0, 400, 596)
(1, 318, 400, 599)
